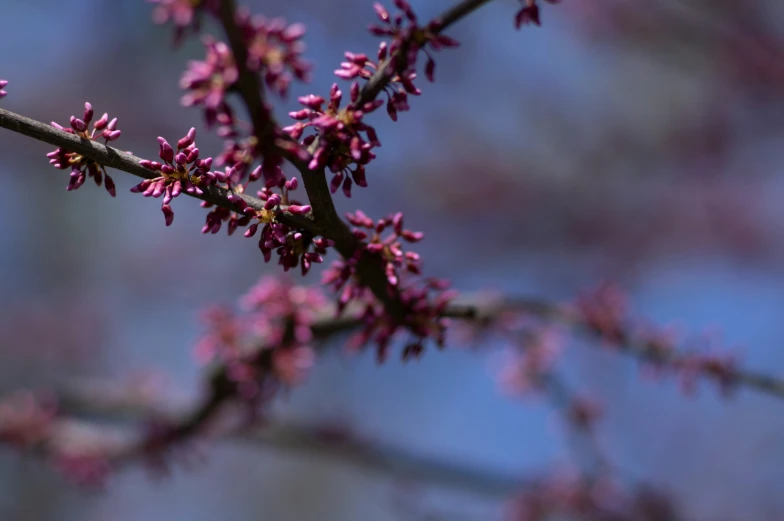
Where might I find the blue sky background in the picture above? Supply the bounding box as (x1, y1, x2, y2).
(2, 1, 784, 520)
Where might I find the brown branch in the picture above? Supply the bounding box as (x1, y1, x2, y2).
(215, 0, 497, 320)
(357, 0, 495, 106)
(214, 0, 347, 239)
(0, 0, 500, 322)
(0, 107, 315, 231)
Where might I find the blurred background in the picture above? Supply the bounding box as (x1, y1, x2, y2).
(2, 0, 784, 519)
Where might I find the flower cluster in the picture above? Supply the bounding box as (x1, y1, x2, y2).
(178, 16, 311, 191)
(148, 0, 219, 45)
(286, 86, 377, 196)
(574, 283, 740, 396)
(215, 133, 258, 180)
(132, 128, 218, 226)
(354, 278, 455, 362)
(321, 210, 454, 361)
(336, 45, 418, 122)
(196, 277, 327, 397)
(180, 37, 238, 130)
(0, 79, 7, 99)
(47, 102, 121, 196)
(198, 171, 323, 274)
(0, 391, 117, 489)
(0, 391, 56, 448)
(199, 178, 253, 236)
(241, 276, 325, 330)
(283, 2, 461, 198)
(368, 1, 460, 83)
(235, 10, 312, 98)
(349, 210, 424, 285)
(179, 14, 309, 129)
(243, 180, 327, 275)
(324, 210, 424, 305)
(514, 0, 562, 28)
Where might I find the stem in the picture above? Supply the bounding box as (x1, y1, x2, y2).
(0, 107, 316, 231)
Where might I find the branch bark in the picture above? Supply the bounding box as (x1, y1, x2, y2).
(0, 107, 315, 231)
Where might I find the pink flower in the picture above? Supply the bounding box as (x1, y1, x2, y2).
(285, 84, 378, 196)
(236, 11, 312, 98)
(514, 0, 562, 28)
(148, 0, 219, 45)
(180, 37, 238, 129)
(131, 128, 216, 226)
(47, 102, 121, 196)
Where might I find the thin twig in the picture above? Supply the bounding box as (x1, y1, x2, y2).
(54, 380, 521, 497)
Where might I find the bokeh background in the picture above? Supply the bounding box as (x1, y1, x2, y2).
(2, 0, 784, 519)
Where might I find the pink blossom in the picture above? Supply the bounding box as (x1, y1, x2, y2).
(47, 102, 121, 196)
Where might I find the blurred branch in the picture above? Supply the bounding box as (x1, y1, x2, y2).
(54, 378, 520, 497)
(538, 373, 609, 475)
(529, 300, 784, 398)
(3, 293, 784, 490)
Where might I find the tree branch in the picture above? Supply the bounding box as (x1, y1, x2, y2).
(357, 0, 494, 105)
(0, 107, 315, 231)
(54, 379, 521, 497)
(215, 0, 498, 320)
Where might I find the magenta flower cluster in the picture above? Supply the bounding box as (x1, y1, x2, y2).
(180, 13, 310, 132)
(180, 37, 238, 130)
(0, 391, 56, 448)
(148, 0, 219, 44)
(322, 210, 454, 361)
(323, 210, 424, 309)
(133, 128, 217, 226)
(363, 277, 455, 362)
(178, 13, 312, 192)
(347, 210, 424, 285)
(47, 102, 121, 196)
(0, 79, 7, 99)
(242, 180, 328, 275)
(285, 85, 376, 197)
(198, 171, 322, 275)
(368, 1, 460, 83)
(247, 222, 329, 273)
(0, 391, 110, 488)
(283, 1, 460, 198)
(514, 0, 562, 28)
(195, 276, 326, 397)
(234, 10, 312, 98)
